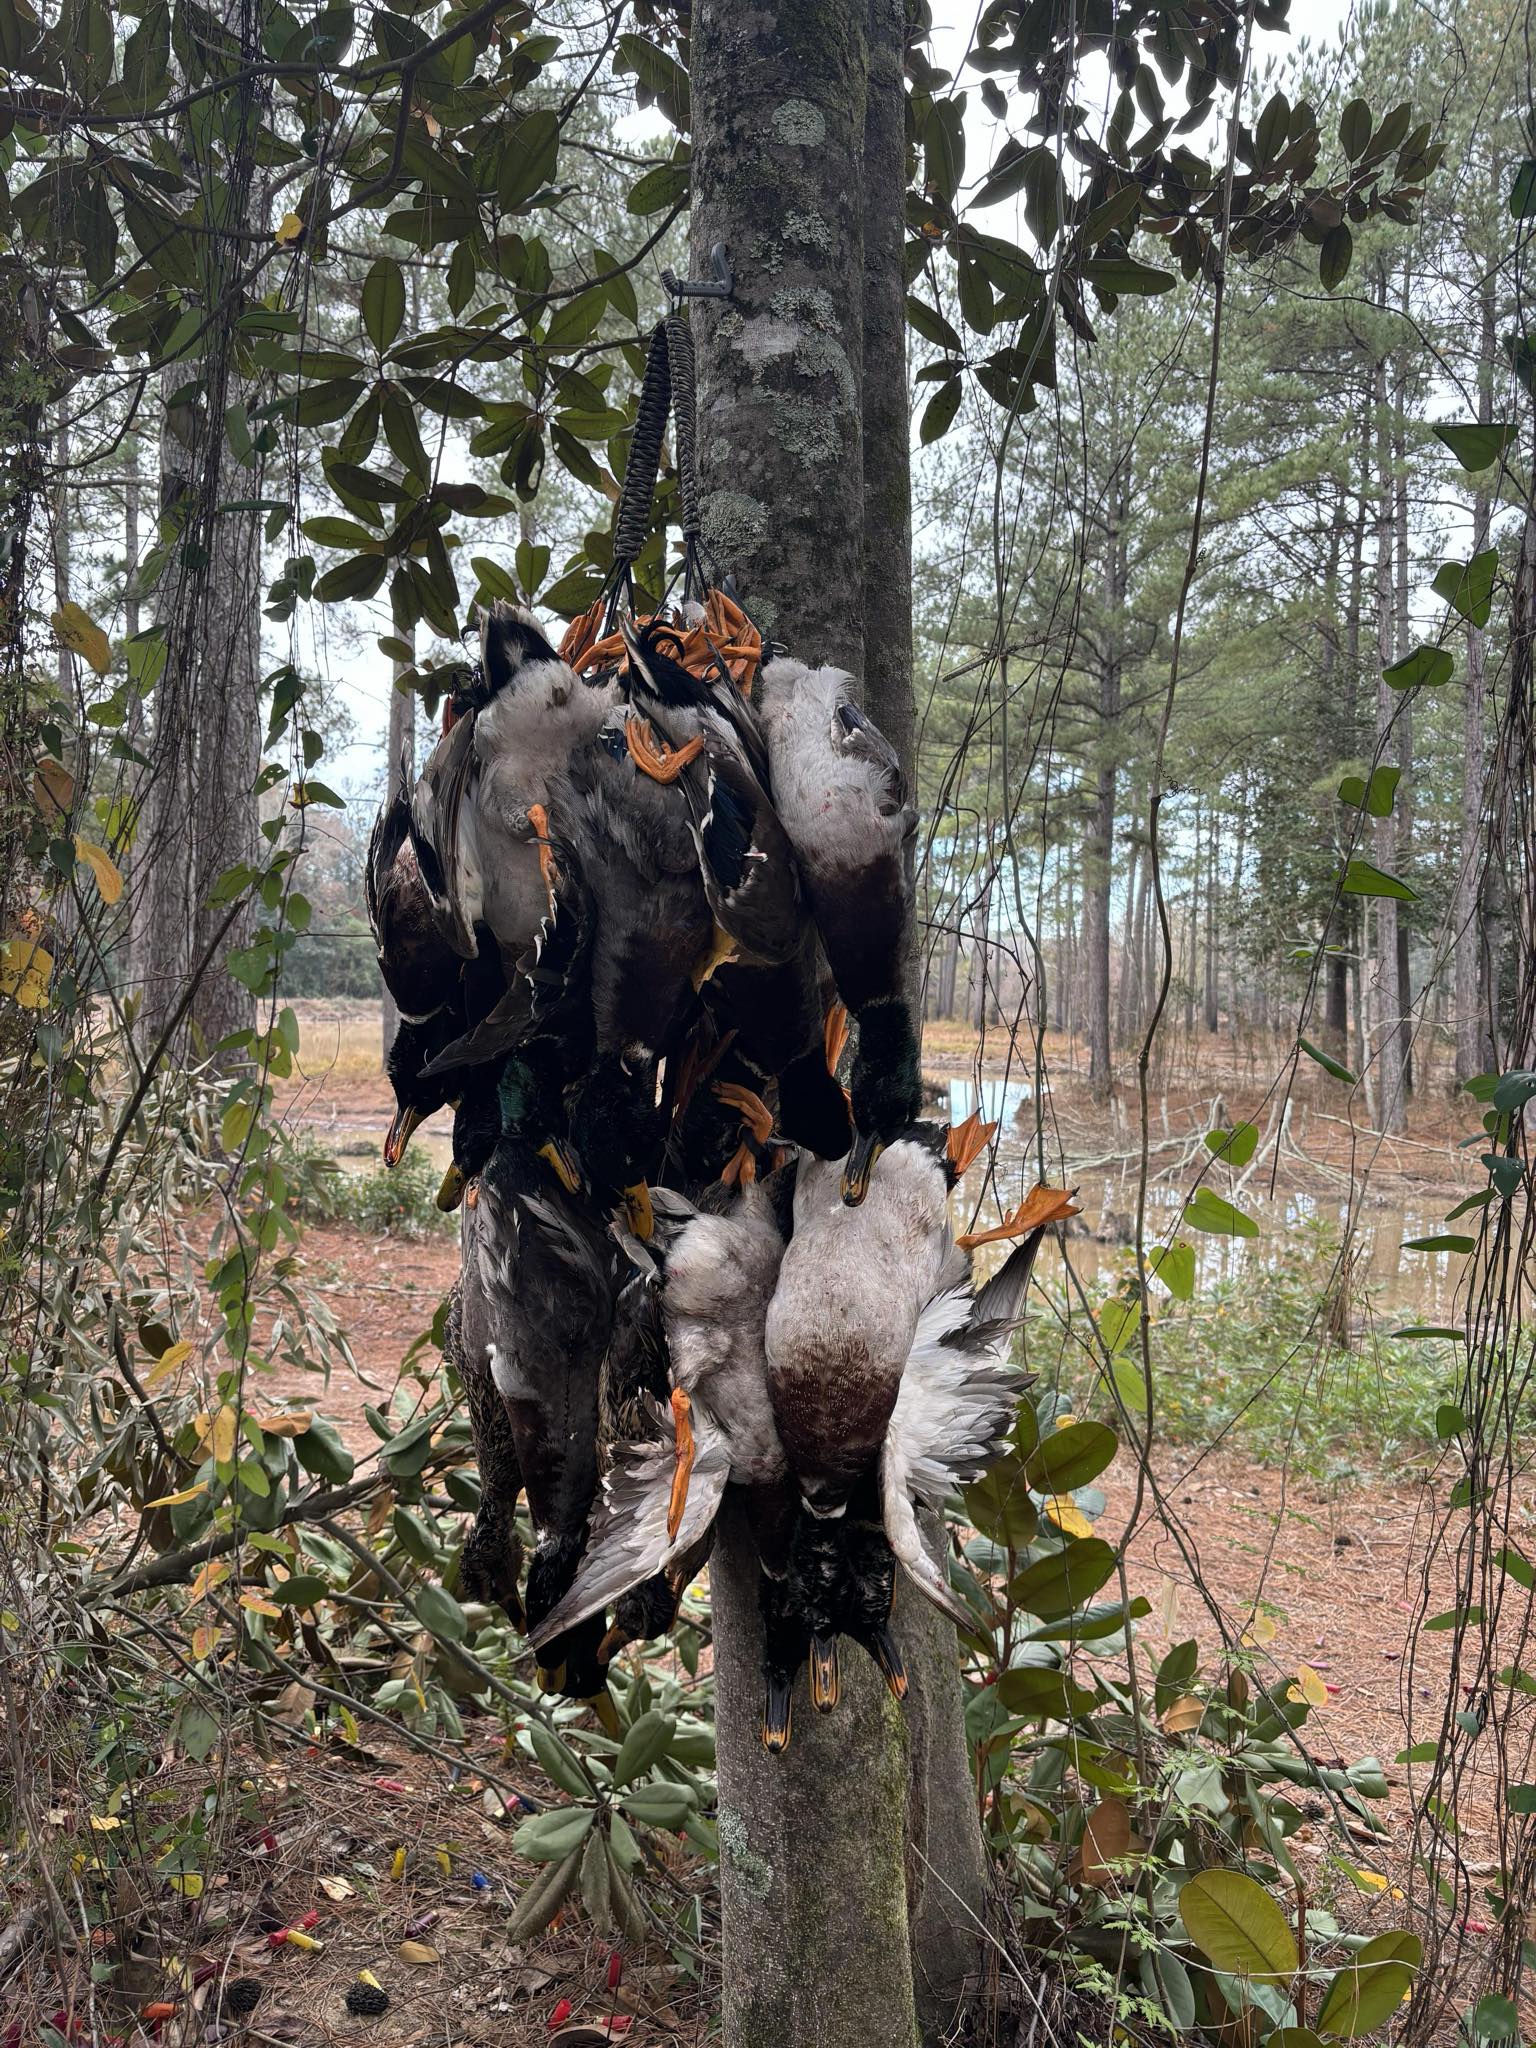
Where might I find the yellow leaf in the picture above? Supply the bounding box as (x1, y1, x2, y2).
(240, 1593, 282, 1619)
(188, 1559, 229, 1601)
(1241, 1613, 1278, 1648)
(0, 936, 53, 1010)
(275, 210, 304, 244)
(1344, 1864, 1388, 1893)
(1043, 1495, 1094, 1538)
(143, 1339, 194, 1389)
(1161, 1695, 1205, 1735)
(73, 836, 123, 905)
(1054, 1413, 1077, 1430)
(144, 1480, 208, 1509)
(1292, 1663, 1328, 1708)
(398, 1939, 440, 1965)
(52, 601, 111, 677)
(337, 1705, 359, 1746)
(32, 757, 75, 818)
(169, 1873, 204, 1898)
(89, 1814, 122, 1832)
(210, 1403, 238, 1466)
(255, 1410, 312, 1437)
(317, 1874, 355, 1902)
(191, 1623, 220, 1660)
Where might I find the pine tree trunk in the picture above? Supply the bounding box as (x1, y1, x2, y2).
(1084, 577, 1121, 1095)
(689, 3, 986, 2039)
(381, 637, 416, 1061)
(1455, 276, 1495, 1083)
(1370, 349, 1405, 1134)
(1391, 331, 1414, 1097)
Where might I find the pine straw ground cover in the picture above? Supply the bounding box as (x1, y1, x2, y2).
(1, 1703, 713, 2045)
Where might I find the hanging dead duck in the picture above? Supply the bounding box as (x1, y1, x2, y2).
(409, 605, 618, 973)
(756, 658, 921, 1204)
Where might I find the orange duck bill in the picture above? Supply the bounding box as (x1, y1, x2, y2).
(955, 1182, 1081, 1252)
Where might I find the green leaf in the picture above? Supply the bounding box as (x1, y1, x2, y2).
(1341, 859, 1419, 903)
(1433, 422, 1517, 473)
(411, 1583, 467, 1643)
(1298, 1036, 1357, 1085)
(527, 1722, 590, 1799)
(1495, 1546, 1535, 1589)
(625, 161, 688, 216)
(315, 553, 387, 604)
(1082, 255, 1176, 295)
(905, 296, 963, 353)
(1433, 1400, 1468, 1438)
(1469, 1996, 1519, 2042)
(1383, 644, 1452, 690)
(612, 1710, 673, 1787)
(498, 109, 560, 211)
(1149, 1242, 1195, 1300)
(1510, 161, 1536, 219)
(994, 1665, 1099, 1719)
(1402, 1233, 1475, 1254)
(1204, 1121, 1258, 1167)
(1337, 765, 1399, 817)
(963, 1453, 1037, 1547)
(619, 1781, 696, 1829)
(923, 98, 965, 205)
(361, 258, 406, 352)
(1433, 550, 1497, 629)
(1339, 97, 1372, 158)
(1508, 1784, 1536, 1814)
(1007, 1536, 1117, 1618)
(1422, 1607, 1481, 1631)
(1178, 1869, 1298, 1982)
(1183, 1189, 1258, 1239)
(1024, 1420, 1117, 1493)
(293, 1417, 353, 1485)
(1319, 223, 1353, 292)
(1098, 1296, 1142, 1355)
(1315, 1931, 1421, 2037)
(513, 1805, 595, 1863)
(920, 378, 963, 444)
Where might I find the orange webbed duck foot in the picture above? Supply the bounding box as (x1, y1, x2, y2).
(666, 1386, 696, 1542)
(946, 1110, 999, 1178)
(626, 715, 705, 785)
(955, 1182, 1081, 1252)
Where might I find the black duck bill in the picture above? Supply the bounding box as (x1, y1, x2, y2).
(840, 1126, 884, 1205)
(383, 1101, 427, 1167)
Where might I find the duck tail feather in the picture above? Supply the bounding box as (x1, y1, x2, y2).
(882, 1474, 973, 1628)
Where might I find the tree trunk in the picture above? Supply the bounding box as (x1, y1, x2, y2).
(1204, 808, 1219, 1035)
(381, 637, 416, 1062)
(1084, 509, 1123, 1098)
(1455, 276, 1495, 1083)
(1370, 349, 1405, 1134)
(133, 33, 265, 1057)
(1392, 331, 1414, 1097)
(689, 4, 985, 2040)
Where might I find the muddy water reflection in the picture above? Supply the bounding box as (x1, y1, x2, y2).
(943, 1076, 1462, 1321)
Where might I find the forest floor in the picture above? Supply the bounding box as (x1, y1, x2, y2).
(118, 1001, 1484, 2046)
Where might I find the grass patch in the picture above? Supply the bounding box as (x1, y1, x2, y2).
(285, 1133, 455, 1238)
(1052, 1221, 1460, 1480)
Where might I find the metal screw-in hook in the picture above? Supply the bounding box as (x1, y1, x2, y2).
(661, 243, 733, 302)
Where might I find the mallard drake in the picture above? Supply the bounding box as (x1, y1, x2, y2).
(756, 657, 921, 1203)
(546, 709, 716, 1231)
(366, 782, 457, 1025)
(766, 1127, 1078, 1619)
(473, 1131, 619, 1710)
(409, 605, 617, 972)
(529, 1171, 796, 1653)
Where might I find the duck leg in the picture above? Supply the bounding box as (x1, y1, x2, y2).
(759, 1573, 808, 1755)
(626, 715, 705, 785)
(665, 1386, 696, 1541)
(808, 1633, 840, 1713)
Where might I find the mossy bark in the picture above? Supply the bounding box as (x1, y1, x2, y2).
(691, 3, 987, 2042)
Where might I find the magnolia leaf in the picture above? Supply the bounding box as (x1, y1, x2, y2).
(612, 1709, 674, 1788)
(274, 210, 304, 244)
(1179, 1868, 1298, 1981)
(1315, 1933, 1421, 2039)
(210, 1404, 238, 1465)
(1161, 1694, 1205, 1735)
(1402, 1233, 1475, 1254)
(1025, 1420, 1117, 1493)
(255, 1411, 311, 1436)
(1042, 1496, 1094, 1537)
(0, 937, 53, 1009)
(1008, 1536, 1117, 1619)
(52, 601, 111, 676)
(398, 1939, 440, 1965)
(1290, 1663, 1328, 1707)
(1183, 1188, 1258, 1238)
(73, 836, 123, 904)
(513, 1805, 596, 1864)
(1078, 1795, 1138, 1884)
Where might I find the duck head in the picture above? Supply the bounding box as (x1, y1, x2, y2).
(383, 1013, 460, 1166)
(842, 997, 924, 1204)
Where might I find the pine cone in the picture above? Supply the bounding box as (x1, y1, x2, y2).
(224, 1976, 264, 2016)
(344, 1981, 391, 2018)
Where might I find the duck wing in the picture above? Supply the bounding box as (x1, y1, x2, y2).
(530, 1397, 729, 1646)
(880, 1232, 1041, 1622)
(419, 977, 534, 1080)
(692, 749, 804, 967)
(410, 712, 482, 959)
(367, 788, 459, 1019)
